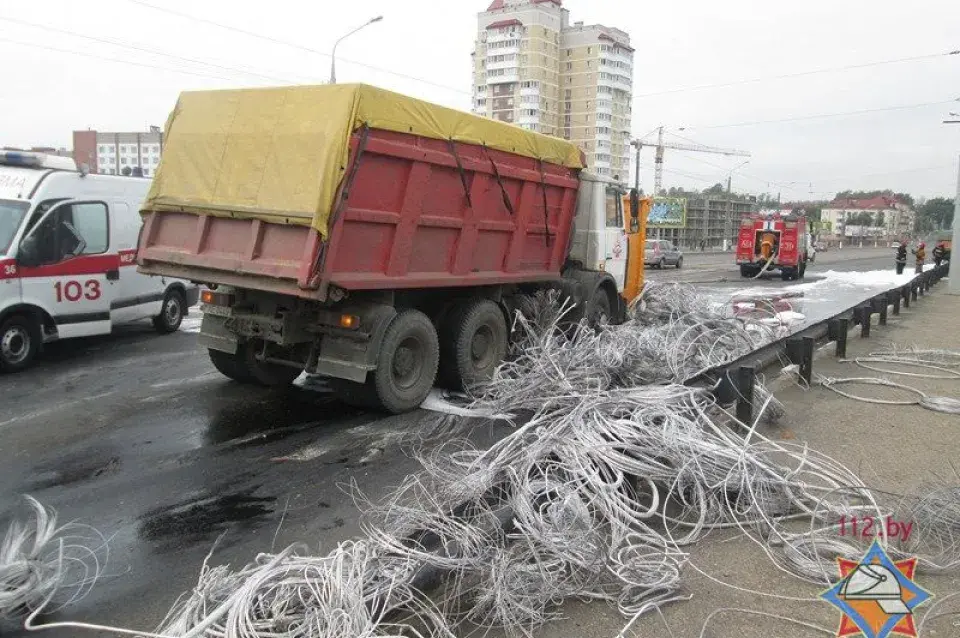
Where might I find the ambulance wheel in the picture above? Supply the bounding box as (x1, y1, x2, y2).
(0, 315, 41, 373)
(153, 288, 185, 334)
(240, 340, 302, 387)
(373, 309, 439, 414)
(207, 348, 256, 384)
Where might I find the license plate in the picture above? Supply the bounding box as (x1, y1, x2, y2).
(201, 304, 232, 318)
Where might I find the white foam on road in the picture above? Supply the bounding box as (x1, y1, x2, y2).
(180, 316, 203, 334)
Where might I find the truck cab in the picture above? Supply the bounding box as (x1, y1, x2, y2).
(0, 151, 198, 372)
(567, 173, 648, 321)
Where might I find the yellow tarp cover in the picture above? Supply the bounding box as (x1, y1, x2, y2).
(143, 83, 585, 238)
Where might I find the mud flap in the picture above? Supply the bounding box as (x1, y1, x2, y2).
(198, 314, 239, 354)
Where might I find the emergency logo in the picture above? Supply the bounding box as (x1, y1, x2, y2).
(820, 540, 932, 638)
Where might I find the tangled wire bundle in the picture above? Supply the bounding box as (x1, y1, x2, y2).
(0, 496, 105, 619)
(32, 284, 957, 638)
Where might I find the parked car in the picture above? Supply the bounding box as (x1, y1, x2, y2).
(644, 239, 683, 269)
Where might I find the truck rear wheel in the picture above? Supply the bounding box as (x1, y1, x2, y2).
(240, 340, 303, 387)
(781, 267, 797, 281)
(740, 265, 757, 278)
(439, 300, 508, 392)
(373, 309, 439, 414)
(207, 348, 256, 384)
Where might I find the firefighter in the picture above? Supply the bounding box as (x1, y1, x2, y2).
(895, 241, 907, 275)
(912, 242, 926, 274)
(933, 241, 946, 268)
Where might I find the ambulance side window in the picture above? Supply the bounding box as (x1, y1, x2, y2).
(69, 203, 109, 254)
(29, 202, 109, 265)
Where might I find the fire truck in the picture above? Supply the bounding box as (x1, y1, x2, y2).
(736, 212, 812, 280)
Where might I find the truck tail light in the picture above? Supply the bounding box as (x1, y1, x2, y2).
(339, 314, 359, 329)
(201, 290, 234, 306)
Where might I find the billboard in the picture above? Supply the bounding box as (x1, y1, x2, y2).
(647, 197, 687, 228)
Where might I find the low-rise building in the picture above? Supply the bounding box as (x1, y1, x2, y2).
(821, 195, 915, 243)
(651, 194, 758, 250)
(73, 129, 162, 177)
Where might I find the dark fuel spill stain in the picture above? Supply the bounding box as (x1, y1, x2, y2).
(139, 486, 275, 552)
(204, 387, 361, 447)
(29, 450, 122, 490)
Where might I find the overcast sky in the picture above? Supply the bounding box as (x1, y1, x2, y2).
(1, 0, 958, 201)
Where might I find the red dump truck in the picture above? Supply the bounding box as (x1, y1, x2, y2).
(137, 84, 649, 413)
(736, 212, 812, 281)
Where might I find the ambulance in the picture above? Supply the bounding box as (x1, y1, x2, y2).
(0, 151, 199, 372)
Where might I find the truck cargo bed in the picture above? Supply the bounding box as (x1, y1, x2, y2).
(139, 128, 582, 301)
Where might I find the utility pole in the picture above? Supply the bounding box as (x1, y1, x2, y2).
(950, 155, 960, 295)
(944, 118, 958, 294)
(630, 139, 641, 194)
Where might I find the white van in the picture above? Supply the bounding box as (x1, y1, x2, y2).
(0, 151, 198, 372)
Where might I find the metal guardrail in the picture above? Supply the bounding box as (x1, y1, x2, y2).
(688, 263, 951, 422)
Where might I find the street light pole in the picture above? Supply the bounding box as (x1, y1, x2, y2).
(330, 16, 384, 84)
(726, 160, 750, 193)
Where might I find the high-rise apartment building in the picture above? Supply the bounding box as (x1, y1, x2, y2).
(472, 0, 633, 180)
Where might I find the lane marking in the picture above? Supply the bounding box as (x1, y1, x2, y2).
(0, 391, 116, 430)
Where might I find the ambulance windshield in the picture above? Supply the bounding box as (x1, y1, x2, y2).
(0, 199, 29, 256)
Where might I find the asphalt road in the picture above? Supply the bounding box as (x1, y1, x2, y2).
(0, 245, 908, 637)
(645, 246, 894, 285)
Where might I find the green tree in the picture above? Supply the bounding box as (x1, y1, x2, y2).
(847, 211, 874, 226)
(914, 197, 955, 233)
(704, 182, 725, 194)
(875, 211, 885, 227)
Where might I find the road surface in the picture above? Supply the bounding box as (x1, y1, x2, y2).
(0, 246, 908, 636)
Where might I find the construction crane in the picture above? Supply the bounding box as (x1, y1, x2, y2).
(631, 126, 751, 195)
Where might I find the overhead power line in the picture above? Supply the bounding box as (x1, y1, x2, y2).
(635, 49, 959, 99)
(0, 37, 241, 82)
(125, 0, 473, 96)
(0, 16, 305, 85)
(685, 98, 960, 130)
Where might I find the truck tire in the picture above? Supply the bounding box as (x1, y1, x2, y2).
(153, 288, 185, 334)
(781, 268, 796, 282)
(588, 288, 612, 327)
(240, 340, 303, 387)
(740, 265, 756, 278)
(207, 348, 256, 384)
(676, 256, 683, 269)
(0, 315, 41, 373)
(439, 300, 508, 392)
(373, 309, 439, 414)
(799, 262, 807, 278)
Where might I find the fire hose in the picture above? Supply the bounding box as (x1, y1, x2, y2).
(751, 238, 778, 280)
